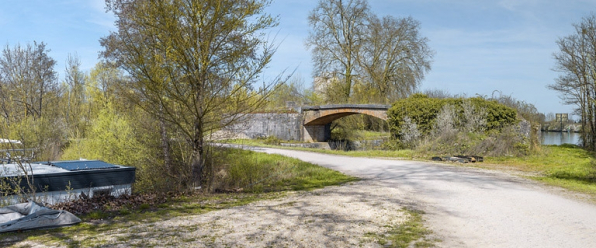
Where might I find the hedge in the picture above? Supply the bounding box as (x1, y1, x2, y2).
(388, 94, 517, 138)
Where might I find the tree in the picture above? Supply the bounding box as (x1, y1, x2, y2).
(266, 74, 308, 110)
(87, 62, 128, 111)
(0, 42, 58, 122)
(64, 53, 89, 136)
(359, 16, 433, 103)
(306, 0, 369, 102)
(101, 0, 282, 187)
(306, 0, 433, 104)
(549, 14, 596, 150)
(0, 42, 63, 160)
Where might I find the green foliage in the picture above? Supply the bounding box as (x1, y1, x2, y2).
(265, 75, 309, 110)
(329, 115, 389, 143)
(388, 94, 517, 138)
(1, 116, 65, 161)
(61, 101, 146, 167)
(261, 136, 282, 146)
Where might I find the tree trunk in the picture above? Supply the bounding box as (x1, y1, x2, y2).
(159, 107, 172, 176)
(191, 116, 204, 188)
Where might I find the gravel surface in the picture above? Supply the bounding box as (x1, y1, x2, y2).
(73, 180, 411, 247)
(248, 147, 596, 248)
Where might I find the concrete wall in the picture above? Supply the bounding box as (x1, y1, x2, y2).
(224, 113, 302, 141)
(302, 124, 331, 142)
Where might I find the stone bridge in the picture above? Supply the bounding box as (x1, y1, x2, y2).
(302, 104, 391, 142)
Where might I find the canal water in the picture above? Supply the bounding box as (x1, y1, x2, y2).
(541, 131, 581, 145)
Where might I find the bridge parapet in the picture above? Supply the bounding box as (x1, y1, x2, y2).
(301, 104, 391, 111)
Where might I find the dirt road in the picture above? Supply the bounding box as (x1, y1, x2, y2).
(248, 146, 596, 248)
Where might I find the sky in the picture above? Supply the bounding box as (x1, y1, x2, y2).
(1, 0, 595, 118)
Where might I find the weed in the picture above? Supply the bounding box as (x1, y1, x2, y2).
(86, 210, 110, 220)
(373, 209, 437, 248)
(119, 207, 131, 215)
(139, 203, 151, 210)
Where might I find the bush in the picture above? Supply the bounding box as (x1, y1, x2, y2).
(415, 105, 529, 157)
(260, 136, 281, 145)
(393, 96, 529, 157)
(60, 102, 170, 193)
(399, 116, 420, 148)
(388, 94, 517, 139)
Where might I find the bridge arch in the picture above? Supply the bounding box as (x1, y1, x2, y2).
(301, 104, 390, 142)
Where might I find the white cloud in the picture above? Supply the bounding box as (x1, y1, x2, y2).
(89, 0, 108, 13)
(498, 0, 539, 11)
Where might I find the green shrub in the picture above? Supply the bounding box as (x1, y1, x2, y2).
(261, 136, 282, 145)
(388, 94, 517, 139)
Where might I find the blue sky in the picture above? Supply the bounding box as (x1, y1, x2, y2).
(1, 0, 595, 117)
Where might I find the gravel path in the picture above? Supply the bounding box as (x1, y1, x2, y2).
(248, 147, 596, 248)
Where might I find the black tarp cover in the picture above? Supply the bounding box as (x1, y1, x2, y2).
(0, 201, 80, 233)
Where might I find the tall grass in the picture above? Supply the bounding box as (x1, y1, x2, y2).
(206, 147, 356, 192)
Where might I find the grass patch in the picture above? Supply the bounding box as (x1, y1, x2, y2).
(483, 145, 596, 194)
(353, 130, 391, 140)
(209, 147, 357, 192)
(368, 208, 437, 248)
(485, 144, 594, 173)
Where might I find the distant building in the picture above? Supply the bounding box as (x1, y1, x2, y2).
(313, 72, 340, 99)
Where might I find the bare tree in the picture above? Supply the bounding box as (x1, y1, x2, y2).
(545, 112, 555, 122)
(359, 16, 433, 103)
(64, 53, 88, 135)
(0, 42, 57, 122)
(306, 0, 432, 104)
(549, 14, 596, 150)
(306, 0, 369, 102)
(101, 0, 283, 187)
(423, 88, 452, 99)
